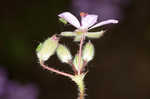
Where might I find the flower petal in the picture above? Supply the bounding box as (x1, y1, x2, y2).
(89, 19, 118, 30)
(58, 12, 80, 28)
(81, 14, 98, 29)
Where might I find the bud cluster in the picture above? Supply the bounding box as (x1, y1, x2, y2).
(36, 11, 118, 99)
(36, 34, 95, 73)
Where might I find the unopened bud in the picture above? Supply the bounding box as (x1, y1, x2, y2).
(36, 35, 59, 62)
(82, 41, 95, 62)
(73, 54, 83, 72)
(56, 44, 72, 63)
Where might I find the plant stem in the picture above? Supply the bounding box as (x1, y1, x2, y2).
(72, 74, 85, 99)
(78, 80, 85, 99)
(40, 61, 74, 78)
(78, 34, 85, 74)
(77, 34, 86, 99)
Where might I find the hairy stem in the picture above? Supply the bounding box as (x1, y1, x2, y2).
(78, 80, 85, 99)
(40, 61, 74, 78)
(72, 74, 85, 99)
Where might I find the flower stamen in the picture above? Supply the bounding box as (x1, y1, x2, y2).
(80, 12, 88, 17)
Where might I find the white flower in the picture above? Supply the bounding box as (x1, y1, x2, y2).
(58, 12, 118, 41)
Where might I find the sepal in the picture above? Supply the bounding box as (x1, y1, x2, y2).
(56, 44, 72, 63)
(73, 54, 84, 72)
(82, 41, 95, 62)
(86, 30, 105, 39)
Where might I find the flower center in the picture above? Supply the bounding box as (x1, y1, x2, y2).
(75, 29, 87, 35)
(80, 12, 88, 17)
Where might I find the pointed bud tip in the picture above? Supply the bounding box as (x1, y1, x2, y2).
(51, 35, 59, 41)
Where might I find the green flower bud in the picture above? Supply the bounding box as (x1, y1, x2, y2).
(73, 54, 83, 72)
(36, 35, 59, 62)
(56, 44, 72, 63)
(82, 41, 95, 62)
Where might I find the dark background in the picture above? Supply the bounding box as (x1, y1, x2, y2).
(1, 0, 150, 99)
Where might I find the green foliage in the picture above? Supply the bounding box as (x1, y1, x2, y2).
(59, 18, 68, 24)
(36, 43, 43, 52)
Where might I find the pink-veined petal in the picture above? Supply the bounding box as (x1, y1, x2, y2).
(81, 14, 98, 29)
(89, 19, 118, 30)
(58, 12, 80, 28)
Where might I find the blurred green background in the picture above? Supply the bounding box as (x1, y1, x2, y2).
(0, 0, 150, 99)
